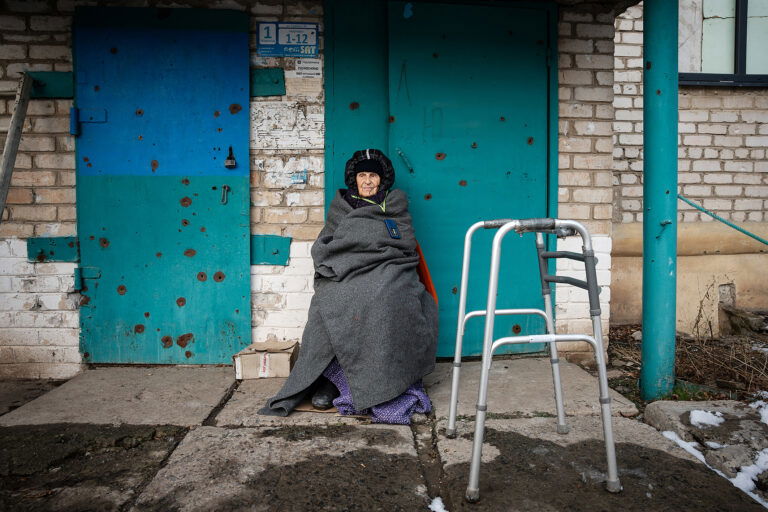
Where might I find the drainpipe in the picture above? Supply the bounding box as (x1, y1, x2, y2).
(639, 0, 679, 400)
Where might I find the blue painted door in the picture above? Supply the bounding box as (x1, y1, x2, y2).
(387, 2, 551, 357)
(74, 8, 251, 363)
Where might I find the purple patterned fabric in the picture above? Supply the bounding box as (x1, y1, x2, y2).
(322, 359, 431, 425)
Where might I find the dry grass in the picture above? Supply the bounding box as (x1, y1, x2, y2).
(609, 324, 768, 393)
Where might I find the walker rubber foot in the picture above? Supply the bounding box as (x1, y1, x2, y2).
(445, 428, 457, 439)
(465, 488, 480, 503)
(556, 424, 570, 435)
(605, 479, 622, 493)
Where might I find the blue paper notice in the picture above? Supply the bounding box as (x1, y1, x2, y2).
(257, 22, 319, 57)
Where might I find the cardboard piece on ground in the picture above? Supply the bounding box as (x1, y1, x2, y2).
(233, 341, 299, 379)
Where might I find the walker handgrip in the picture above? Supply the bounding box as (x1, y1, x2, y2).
(483, 219, 515, 229)
(515, 218, 556, 233)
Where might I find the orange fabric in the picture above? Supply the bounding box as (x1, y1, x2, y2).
(415, 242, 438, 305)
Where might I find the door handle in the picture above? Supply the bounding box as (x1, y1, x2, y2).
(395, 147, 414, 174)
(221, 185, 231, 205)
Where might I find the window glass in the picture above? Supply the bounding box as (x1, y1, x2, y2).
(702, 0, 736, 73)
(747, 0, 768, 73)
(679, 0, 704, 72)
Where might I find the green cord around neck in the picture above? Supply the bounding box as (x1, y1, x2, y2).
(351, 191, 388, 212)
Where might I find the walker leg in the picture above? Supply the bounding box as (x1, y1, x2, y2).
(465, 223, 510, 503)
(446, 361, 462, 438)
(580, 232, 621, 493)
(465, 349, 492, 502)
(593, 316, 622, 492)
(448, 223, 481, 438)
(536, 233, 568, 434)
(550, 347, 569, 434)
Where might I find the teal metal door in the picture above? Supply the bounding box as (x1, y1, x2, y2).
(387, 2, 552, 356)
(74, 8, 252, 363)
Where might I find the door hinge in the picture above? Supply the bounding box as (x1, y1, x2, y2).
(74, 266, 101, 291)
(69, 107, 107, 136)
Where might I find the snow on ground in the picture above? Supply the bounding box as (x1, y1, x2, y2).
(751, 400, 768, 425)
(706, 441, 725, 449)
(690, 410, 725, 428)
(662, 431, 708, 464)
(428, 497, 449, 512)
(732, 450, 768, 496)
(663, 431, 768, 509)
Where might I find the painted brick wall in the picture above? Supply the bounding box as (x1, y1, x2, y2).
(0, 0, 625, 376)
(246, 1, 324, 344)
(613, 2, 768, 224)
(0, 238, 80, 378)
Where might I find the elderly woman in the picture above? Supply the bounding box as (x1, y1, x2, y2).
(259, 149, 438, 424)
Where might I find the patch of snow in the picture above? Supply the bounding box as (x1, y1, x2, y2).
(752, 345, 768, 354)
(751, 400, 768, 425)
(706, 441, 725, 449)
(756, 391, 768, 400)
(690, 410, 725, 428)
(662, 431, 707, 464)
(663, 430, 768, 509)
(731, 449, 768, 508)
(428, 497, 448, 512)
(732, 449, 768, 492)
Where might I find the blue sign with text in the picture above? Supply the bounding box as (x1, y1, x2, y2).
(257, 22, 318, 57)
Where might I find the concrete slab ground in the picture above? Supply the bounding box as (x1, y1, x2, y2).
(215, 378, 364, 427)
(434, 417, 764, 511)
(425, 359, 638, 420)
(133, 424, 430, 511)
(0, 379, 62, 415)
(0, 367, 233, 426)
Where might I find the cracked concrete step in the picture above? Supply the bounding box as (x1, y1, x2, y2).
(424, 359, 638, 421)
(0, 367, 234, 426)
(132, 424, 430, 511)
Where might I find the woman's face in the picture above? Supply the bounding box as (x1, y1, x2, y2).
(356, 172, 381, 198)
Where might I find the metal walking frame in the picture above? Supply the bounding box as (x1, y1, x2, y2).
(444, 217, 622, 503)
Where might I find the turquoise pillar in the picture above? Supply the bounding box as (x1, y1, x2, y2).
(640, 0, 679, 400)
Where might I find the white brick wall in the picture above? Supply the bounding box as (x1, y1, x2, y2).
(0, 239, 81, 378)
(250, 241, 314, 342)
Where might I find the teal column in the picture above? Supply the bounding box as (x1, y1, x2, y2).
(640, 0, 679, 400)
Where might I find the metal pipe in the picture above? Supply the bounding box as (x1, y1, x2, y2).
(592, 315, 622, 492)
(491, 333, 590, 353)
(466, 220, 519, 502)
(462, 308, 548, 335)
(678, 194, 768, 246)
(539, 232, 568, 435)
(0, 73, 32, 220)
(446, 221, 485, 438)
(641, 0, 679, 400)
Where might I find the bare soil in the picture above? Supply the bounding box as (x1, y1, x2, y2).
(438, 428, 765, 512)
(0, 424, 186, 512)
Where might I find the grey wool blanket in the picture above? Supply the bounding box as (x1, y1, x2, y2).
(260, 189, 438, 415)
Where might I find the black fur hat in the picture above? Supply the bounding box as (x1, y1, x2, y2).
(344, 149, 395, 192)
